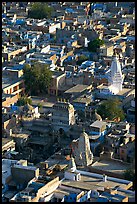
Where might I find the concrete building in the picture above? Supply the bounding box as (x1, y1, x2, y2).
(10, 177, 60, 202)
(2, 77, 25, 101)
(3, 156, 135, 202)
(51, 101, 75, 131)
(2, 159, 18, 192)
(2, 67, 25, 103)
(119, 139, 135, 163)
(48, 71, 66, 96)
(72, 95, 91, 112)
(2, 159, 39, 197)
(2, 138, 15, 158)
(61, 160, 134, 202)
(2, 93, 19, 107)
(11, 163, 39, 187)
(89, 120, 108, 142)
(64, 84, 92, 100)
(99, 43, 114, 57)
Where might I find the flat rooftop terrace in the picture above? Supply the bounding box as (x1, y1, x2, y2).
(11, 133, 30, 139)
(117, 88, 135, 96)
(62, 175, 126, 191)
(65, 84, 92, 94)
(62, 169, 132, 191)
(91, 159, 130, 174)
(2, 75, 23, 89)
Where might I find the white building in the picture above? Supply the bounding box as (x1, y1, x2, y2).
(100, 55, 123, 95)
(108, 55, 123, 94)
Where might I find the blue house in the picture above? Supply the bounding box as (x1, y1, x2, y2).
(64, 190, 91, 202)
(15, 19, 25, 25)
(91, 3, 106, 11)
(97, 192, 127, 202)
(89, 120, 110, 142)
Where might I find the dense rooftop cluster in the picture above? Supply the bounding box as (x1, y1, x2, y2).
(2, 2, 135, 202)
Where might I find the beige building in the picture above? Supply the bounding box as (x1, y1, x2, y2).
(10, 177, 60, 202)
(99, 43, 114, 57)
(2, 45, 27, 62)
(2, 93, 19, 107)
(2, 66, 25, 106)
(2, 138, 15, 156)
(48, 71, 66, 96)
(119, 139, 135, 162)
(2, 77, 25, 100)
(51, 102, 75, 131)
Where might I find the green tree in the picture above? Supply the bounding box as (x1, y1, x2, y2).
(88, 38, 104, 52)
(123, 168, 135, 189)
(28, 2, 54, 19)
(77, 55, 89, 66)
(17, 95, 32, 106)
(106, 19, 110, 24)
(37, 102, 42, 111)
(23, 63, 52, 95)
(97, 98, 125, 121)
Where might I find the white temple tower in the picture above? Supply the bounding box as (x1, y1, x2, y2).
(108, 55, 123, 94)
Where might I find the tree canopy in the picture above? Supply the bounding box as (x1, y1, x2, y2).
(77, 55, 89, 66)
(88, 38, 104, 52)
(23, 63, 52, 95)
(28, 2, 54, 19)
(97, 98, 125, 121)
(123, 168, 135, 190)
(17, 95, 32, 106)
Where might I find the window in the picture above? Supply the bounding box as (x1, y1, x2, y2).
(121, 149, 124, 153)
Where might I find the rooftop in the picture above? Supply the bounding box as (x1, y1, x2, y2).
(2, 138, 14, 147)
(65, 84, 92, 94)
(117, 88, 135, 96)
(2, 75, 23, 89)
(11, 133, 30, 139)
(101, 191, 127, 201)
(2, 159, 18, 184)
(28, 181, 45, 192)
(13, 164, 38, 171)
(73, 95, 91, 104)
(51, 71, 65, 78)
(91, 159, 130, 174)
(90, 120, 107, 128)
(53, 102, 74, 110)
(62, 169, 132, 192)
